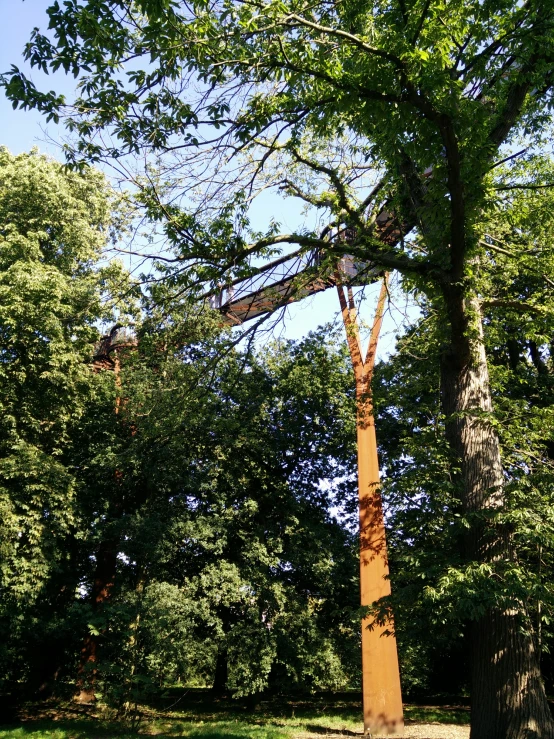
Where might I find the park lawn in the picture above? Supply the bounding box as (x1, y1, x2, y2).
(0, 719, 289, 739)
(0, 694, 470, 738)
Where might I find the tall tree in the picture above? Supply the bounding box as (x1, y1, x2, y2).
(0, 148, 126, 698)
(109, 320, 361, 699)
(373, 159, 554, 703)
(5, 3, 554, 735)
(62, 310, 362, 707)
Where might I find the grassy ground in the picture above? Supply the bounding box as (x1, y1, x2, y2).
(0, 691, 470, 738)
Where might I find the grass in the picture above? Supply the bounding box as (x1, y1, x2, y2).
(0, 719, 288, 739)
(0, 691, 470, 738)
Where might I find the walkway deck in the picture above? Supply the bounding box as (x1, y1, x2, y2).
(212, 209, 402, 325)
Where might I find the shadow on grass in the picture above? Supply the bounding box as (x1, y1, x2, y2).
(0, 718, 292, 739)
(303, 726, 359, 736)
(0, 692, 471, 738)
(0, 717, 146, 739)
(0, 718, 122, 738)
(404, 706, 470, 725)
(146, 719, 290, 739)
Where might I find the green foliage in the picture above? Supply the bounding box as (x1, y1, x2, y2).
(87, 323, 360, 703)
(0, 149, 129, 697)
(364, 165, 554, 697)
(0, 186, 363, 703)
(4, 0, 554, 297)
(372, 166, 554, 687)
(4, 0, 554, 704)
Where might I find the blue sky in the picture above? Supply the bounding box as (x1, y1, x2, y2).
(0, 0, 70, 156)
(1, 0, 415, 353)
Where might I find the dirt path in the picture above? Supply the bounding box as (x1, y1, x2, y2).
(296, 724, 470, 739)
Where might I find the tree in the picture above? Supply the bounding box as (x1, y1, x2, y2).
(56, 306, 363, 708)
(0, 148, 126, 698)
(373, 298, 554, 698)
(5, 2, 554, 735)
(373, 316, 470, 699)
(372, 160, 554, 703)
(103, 320, 362, 701)
(0, 162, 363, 709)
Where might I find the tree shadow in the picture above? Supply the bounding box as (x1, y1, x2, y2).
(304, 725, 361, 736)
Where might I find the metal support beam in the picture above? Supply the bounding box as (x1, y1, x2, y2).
(337, 278, 403, 736)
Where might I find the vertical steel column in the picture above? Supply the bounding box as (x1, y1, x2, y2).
(337, 278, 403, 736)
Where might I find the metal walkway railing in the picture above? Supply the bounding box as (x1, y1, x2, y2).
(210, 208, 403, 325)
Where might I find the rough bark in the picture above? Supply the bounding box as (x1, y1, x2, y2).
(440, 294, 554, 739)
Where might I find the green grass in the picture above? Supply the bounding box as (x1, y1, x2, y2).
(0, 692, 470, 738)
(403, 705, 470, 725)
(0, 718, 289, 739)
(0, 719, 128, 739)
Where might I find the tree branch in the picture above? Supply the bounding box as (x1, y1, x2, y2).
(411, 0, 432, 45)
(283, 14, 403, 66)
(494, 182, 554, 191)
(481, 299, 545, 314)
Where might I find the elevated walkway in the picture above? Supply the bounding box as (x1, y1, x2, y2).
(211, 209, 402, 325)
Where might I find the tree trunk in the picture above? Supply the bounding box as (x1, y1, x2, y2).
(441, 294, 554, 739)
(470, 610, 553, 738)
(212, 648, 228, 696)
(74, 537, 118, 703)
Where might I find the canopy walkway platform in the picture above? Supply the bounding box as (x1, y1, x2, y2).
(211, 208, 402, 325)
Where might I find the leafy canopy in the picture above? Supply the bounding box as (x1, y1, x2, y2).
(3, 0, 554, 303)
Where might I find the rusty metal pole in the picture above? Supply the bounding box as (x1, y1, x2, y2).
(337, 277, 404, 736)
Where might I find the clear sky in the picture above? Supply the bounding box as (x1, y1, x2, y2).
(0, 0, 71, 155)
(1, 0, 416, 355)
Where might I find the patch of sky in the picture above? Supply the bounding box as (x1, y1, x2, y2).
(1, 1, 420, 354)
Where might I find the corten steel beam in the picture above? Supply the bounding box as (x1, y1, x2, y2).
(210, 212, 405, 325)
(210, 209, 411, 734)
(337, 278, 403, 736)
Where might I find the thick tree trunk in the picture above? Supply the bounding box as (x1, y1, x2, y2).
(470, 610, 553, 738)
(441, 294, 554, 739)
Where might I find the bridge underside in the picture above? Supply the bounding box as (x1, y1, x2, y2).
(216, 257, 383, 325)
